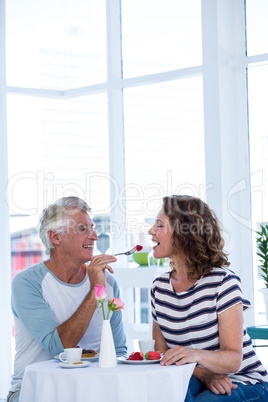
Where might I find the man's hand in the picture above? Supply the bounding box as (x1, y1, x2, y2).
(86, 254, 117, 288)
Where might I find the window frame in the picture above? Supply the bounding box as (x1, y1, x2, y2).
(1, 0, 267, 396)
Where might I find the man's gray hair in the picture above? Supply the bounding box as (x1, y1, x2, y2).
(39, 196, 91, 255)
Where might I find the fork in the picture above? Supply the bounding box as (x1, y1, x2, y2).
(114, 245, 143, 256)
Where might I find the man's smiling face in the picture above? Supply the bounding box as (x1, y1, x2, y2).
(59, 209, 98, 263)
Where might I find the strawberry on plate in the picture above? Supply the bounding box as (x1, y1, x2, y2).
(128, 352, 144, 361)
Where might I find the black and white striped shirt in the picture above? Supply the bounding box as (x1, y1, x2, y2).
(151, 267, 268, 385)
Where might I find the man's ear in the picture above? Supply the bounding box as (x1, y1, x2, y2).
(49, 230, 61, 247)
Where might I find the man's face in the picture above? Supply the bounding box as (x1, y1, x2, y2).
(59, 210, 98, 263)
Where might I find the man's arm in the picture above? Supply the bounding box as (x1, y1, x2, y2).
(57, 254, 117, 348)
(57, 289, 98, 348)
(12, 269, 64, 356)
(12, 255, 117, 354)
(108, 274, 127, 356)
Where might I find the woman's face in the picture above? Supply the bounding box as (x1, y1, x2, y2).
(148, 210, 174, 259)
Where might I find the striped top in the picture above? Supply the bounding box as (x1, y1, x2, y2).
(151, 267, 268, 385)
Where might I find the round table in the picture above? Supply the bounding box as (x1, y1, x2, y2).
(20, 358, 196, 402)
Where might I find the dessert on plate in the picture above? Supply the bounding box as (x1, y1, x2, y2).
(82, 349, 97, 358)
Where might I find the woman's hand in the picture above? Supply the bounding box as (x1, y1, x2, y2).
(160, 345, 200, 366)
(195, 368, 238, 396)
(202, 372, 237, 395)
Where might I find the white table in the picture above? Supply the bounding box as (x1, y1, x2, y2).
(20, 359, 195, 402)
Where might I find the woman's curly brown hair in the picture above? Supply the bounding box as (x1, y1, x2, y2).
(162, 195, 230, 281)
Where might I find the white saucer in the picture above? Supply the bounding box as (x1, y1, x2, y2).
(54, 353, 99, 362)
(58, 361, 90, 369)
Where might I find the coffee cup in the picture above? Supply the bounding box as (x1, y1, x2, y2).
(138, 339, 155, 355)
(59, 348, 82, 364)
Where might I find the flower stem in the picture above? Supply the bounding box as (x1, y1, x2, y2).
(101, 300, 106, 320)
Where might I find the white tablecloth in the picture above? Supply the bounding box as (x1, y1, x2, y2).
(20, 359, 195, 402)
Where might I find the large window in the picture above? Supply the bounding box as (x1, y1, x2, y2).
(121, 0, 202, 77)
(6, 0, 107, 89)
(5, 0, 205, 308)
(124, 78, 205, 242)
(3, 1, 206, 369)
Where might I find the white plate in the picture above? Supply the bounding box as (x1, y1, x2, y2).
(58, 361, 90, 369)
(117, 356, 162, 364)
(54, 353, 99, 362)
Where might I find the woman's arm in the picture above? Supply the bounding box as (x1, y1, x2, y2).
(153, 320, 169, 353)
(160, 303, 243, 373)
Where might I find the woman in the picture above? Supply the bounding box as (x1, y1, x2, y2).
(148, 195, 268, 401)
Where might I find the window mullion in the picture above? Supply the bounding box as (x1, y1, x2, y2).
(0, 0, 12, 398)
(201, 0, 254, 325)
(106, 0, 127, 264)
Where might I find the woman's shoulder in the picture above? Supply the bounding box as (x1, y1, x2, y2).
(152, 270, 171, 286)
(206, 266, 239, 278)
(200, 266, 241, 286)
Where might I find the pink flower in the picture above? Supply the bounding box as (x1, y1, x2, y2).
(95, 285, 107, 301)
(106, 297, 124, 319)
(109, 298, 124, 311)
(95, 285, 124, 320)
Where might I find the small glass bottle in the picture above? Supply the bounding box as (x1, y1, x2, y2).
(147, 250, 160, 268)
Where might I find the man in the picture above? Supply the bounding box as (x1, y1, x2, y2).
(8, 196, 127, 402)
